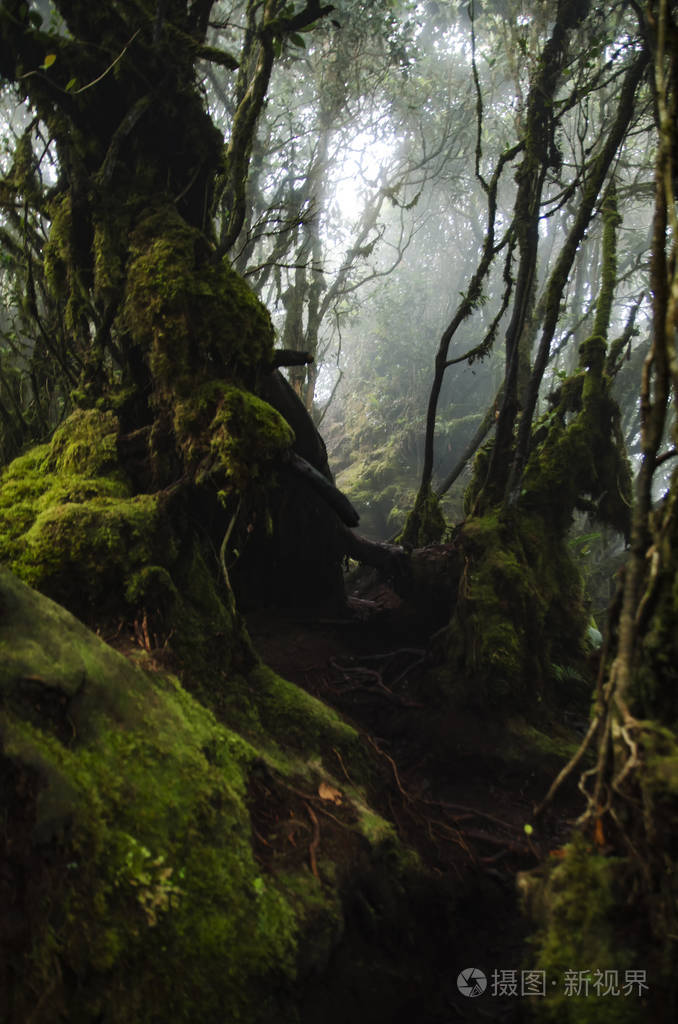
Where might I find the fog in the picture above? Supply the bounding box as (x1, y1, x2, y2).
(0, 0, 663, 574)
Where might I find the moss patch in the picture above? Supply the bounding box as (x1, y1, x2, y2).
(443, 510, 588, 713)
(43, 193, 83, 334)
(0, 568, 450, 1024)
(173, 381, 294, 487)
(0, 410, 174, 614)
(122, 206, 274, 398)
(0, 567, 298, 1023)
(398, 484, 446, 547)
(521, 836, 648, 1023)
(45, 408, 122, 477)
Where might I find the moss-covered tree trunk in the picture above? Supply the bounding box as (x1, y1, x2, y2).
(401, 3, 642, 706)
(441, 172, 632, 716)
(524, 9, 678, 1020)
(0, 8, 464, 1023)
(0, 0, 353, 631)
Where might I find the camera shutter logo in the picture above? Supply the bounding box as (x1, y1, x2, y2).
(457, 968, 487, 997)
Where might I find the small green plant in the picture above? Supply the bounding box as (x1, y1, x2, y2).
(118, 836, 185, 927)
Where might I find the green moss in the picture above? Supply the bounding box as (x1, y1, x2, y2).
(8, 129, 41, 205)
(504, 717, 582, 764)
(520, 386, 631, 538)
(524, 836, 642, 1023)
(124, 565, 179, 615)
(518, 193, 631, 541)
(43, 193, 73, 300)
(19, 493, 165, 591)
(398, 484, 446, 547)
(444, 511, 588, 713)
(0, 410, 176, 613)
(43, 193, 92, 336)
(44, 408, 122, 477)
(248, 663, 362, 754)
(216, 663, 371, 788)
(173, 381, 294, 487)
(123, 206, 274, 397)
(335, 431, 443, 541)
(0, 567, 299, 1022)
(355, 807, 399, 846)
(463, 438, 494, 515)
(579, 334, 607, 376)
(0, 567, 441, 1023)
(91, 196, 131, 301)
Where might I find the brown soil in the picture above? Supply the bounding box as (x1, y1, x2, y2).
(246, 570, 584, 1023)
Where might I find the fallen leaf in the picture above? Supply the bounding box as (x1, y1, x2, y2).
(318, 782, 342, 805)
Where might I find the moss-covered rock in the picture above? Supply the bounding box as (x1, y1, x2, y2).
(0, 567, 439, 1024)
(0, 567, 289, 1022)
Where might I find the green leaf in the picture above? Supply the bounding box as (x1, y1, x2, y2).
(65, 78, 77, 92)
(289, 32, 306, 48)
(28, 10, 43, 27)
(273, 37, 282, 58)
(41, 53, 57, 70)
(524, 823, 533, 836)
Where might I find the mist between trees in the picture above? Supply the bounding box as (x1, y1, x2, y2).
(211, 1, 663, 566)
(0, 3, 666, 549)
(0, 0, 677, 1021)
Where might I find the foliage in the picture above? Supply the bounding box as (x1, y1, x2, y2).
(0, 0, 674, 1019)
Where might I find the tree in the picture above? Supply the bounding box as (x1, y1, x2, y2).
(0, 0, 375, 611)
(390, 0, 655, 711)
(0, 3, 465, 1021)
(522, 7, 678, 1018)
(215, 0, 465, 414)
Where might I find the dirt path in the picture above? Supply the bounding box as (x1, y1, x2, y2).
(247, 575, 580, 1023)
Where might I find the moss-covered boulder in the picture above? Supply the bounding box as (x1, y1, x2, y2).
(0, 567, 440, 1024)
(0, 567, 295, 1022)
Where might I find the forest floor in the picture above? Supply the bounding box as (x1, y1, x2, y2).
(246, 567, 586, 1023)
